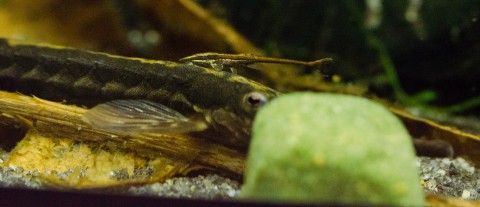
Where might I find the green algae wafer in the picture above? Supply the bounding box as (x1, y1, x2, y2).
(241, 92, 424, 206)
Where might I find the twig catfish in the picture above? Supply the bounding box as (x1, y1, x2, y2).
(0, 39, 278, 147)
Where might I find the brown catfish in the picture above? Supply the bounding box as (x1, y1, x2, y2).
(0, 39, 279, 148)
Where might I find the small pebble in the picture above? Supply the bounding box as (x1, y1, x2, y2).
(462, 190, 471, 199)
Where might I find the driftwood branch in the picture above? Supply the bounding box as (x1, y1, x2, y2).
(0, 91, 245, 176)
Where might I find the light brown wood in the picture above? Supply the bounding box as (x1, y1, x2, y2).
(0, 91, 245, 176)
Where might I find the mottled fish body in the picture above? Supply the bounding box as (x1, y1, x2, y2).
(0, 39, 279, 147)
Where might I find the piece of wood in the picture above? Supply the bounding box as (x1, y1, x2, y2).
(0, 91, 245, 176)
(391, 107, 480, 166)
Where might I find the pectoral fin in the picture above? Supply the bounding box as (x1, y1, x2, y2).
(82, 100, 207, 134)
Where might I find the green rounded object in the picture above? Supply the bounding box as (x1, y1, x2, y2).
(241, 92, 424, 206)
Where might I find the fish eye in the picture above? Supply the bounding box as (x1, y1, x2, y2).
(243, 92, 268, 111)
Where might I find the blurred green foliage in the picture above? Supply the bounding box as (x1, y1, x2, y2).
(200, 0, 480, 113)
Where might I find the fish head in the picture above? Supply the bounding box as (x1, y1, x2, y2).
(208, 77, 279, 147)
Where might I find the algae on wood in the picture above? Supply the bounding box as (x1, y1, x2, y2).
(0, 91, 245, 188)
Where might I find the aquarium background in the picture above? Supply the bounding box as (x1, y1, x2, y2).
(199, 0, 480, 114)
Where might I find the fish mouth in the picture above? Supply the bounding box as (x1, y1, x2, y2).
(209, 108, 252, 147)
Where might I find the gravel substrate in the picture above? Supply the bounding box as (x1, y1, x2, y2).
(418, 156, 480, 200)
(0, 150, 43, 189)
(0, 166, 43, 189)
(128, 174, 240, 199)
(1, 147, 480, 201)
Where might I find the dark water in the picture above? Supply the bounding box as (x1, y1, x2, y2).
(201, 0, 480, 114)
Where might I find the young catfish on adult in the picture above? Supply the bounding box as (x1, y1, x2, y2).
(0, 39, 279, 147)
